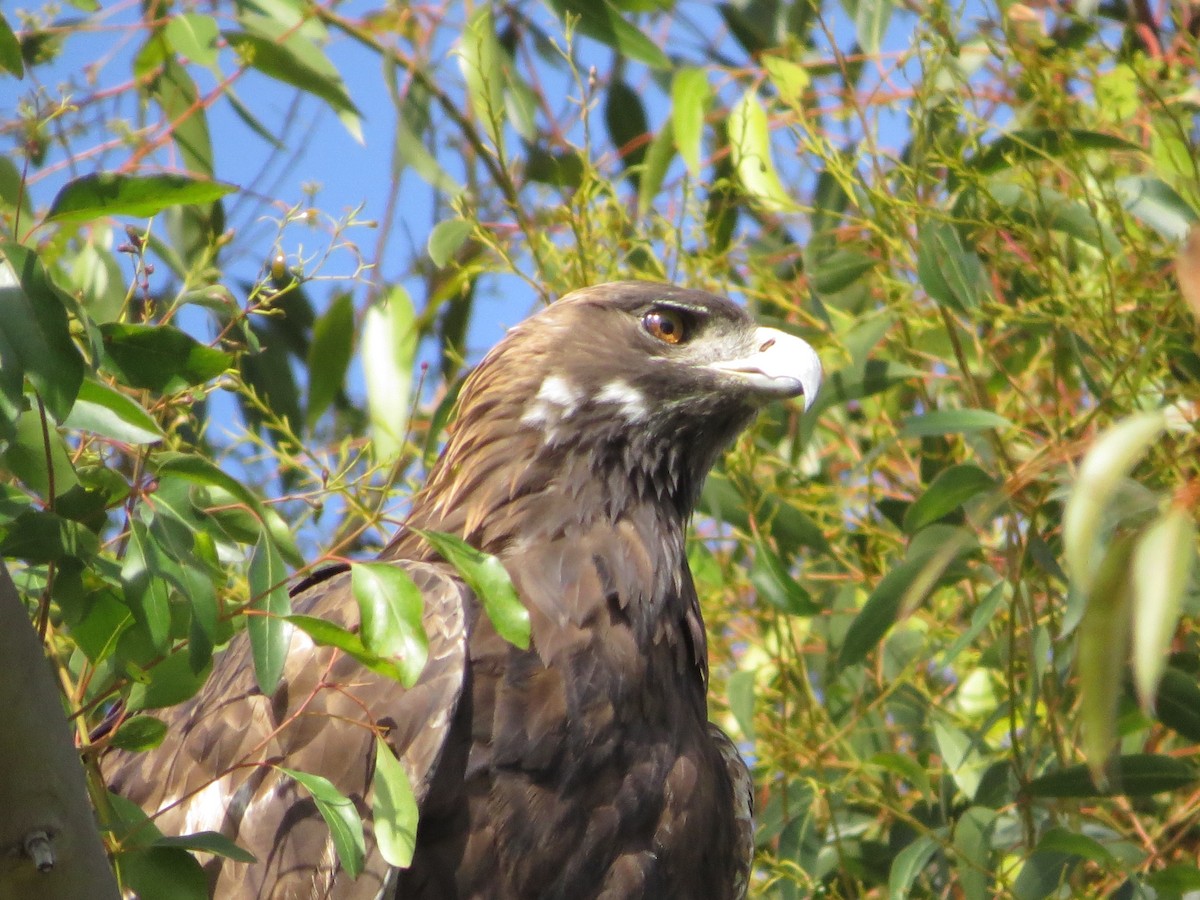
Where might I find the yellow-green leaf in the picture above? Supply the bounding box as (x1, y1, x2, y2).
(1132, 508, 1196, 711)
(47, 173, 235, 224)
(728, 89, 795, 213)
(372, 738, 418, 868)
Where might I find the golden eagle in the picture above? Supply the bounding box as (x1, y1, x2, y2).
(107, 281, 823, 899)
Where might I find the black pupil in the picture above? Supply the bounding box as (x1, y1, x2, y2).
(659, 315, 675, 335)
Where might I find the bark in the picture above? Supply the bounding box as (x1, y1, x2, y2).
(0, 560, 120, 899)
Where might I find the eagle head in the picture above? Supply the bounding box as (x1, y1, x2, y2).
(397, 281, 822, 553)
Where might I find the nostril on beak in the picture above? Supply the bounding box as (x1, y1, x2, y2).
(759, 338, 776, 352)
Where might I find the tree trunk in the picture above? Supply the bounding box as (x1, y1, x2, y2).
(0, 560, 120, 898)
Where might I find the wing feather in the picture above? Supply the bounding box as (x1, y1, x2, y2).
(106, 561, 470, 899)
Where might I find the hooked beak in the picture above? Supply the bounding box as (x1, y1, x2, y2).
(706, 327, 823, 411)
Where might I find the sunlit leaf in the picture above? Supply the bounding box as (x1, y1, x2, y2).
(1131, 508, 1195, 711)
(459, 7, 505, 150)
(225, 30, 362, 141)
(363, 286, 417, 461)
(64, 378, 164, 444)
(164, 13, 220, 69)
(853, 0, 892, 55)
(903, 464, 997, 533)
(373, 737, 418, 868)
(415, 529, 530, 649)
(351, 562, 428, 686)
(900, 409, 1011, 438)
(1077, 533, 1134, 782)
(278, 768, 365, 877)
(286, 614, 413, 685)
(728, 89, 796, 212)
(1062, 411, 1165, 595)
(100, 322, 232, 393)
(47, 173, 235, 224)
(248, 529, 292, 695)
(671, 67, 708, 177)
(427, 218, 473, 268)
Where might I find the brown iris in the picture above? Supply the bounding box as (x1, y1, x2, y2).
(642, 309, 686, 344)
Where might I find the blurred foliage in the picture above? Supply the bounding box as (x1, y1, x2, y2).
(2, 0, 1200, 896)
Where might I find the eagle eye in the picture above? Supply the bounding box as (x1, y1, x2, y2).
(642, 309, 687, 345)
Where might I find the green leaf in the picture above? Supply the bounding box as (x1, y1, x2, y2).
(363, 286, 417, 461)
(728, 89, 796, 212)
(427, 219, 473, 268)
(671, 68, 708, 177)
(1155, 667, 1200, 743)
(953, 807, 998, 900)
(1028, 754, 1198, 798)
(545, 0, 670, 69)
(285, 614, 414, 685)
(900, 409, 1011, 438)
(750, 536, 818, 615)
(127, 648, 210, 710)
(121, 520, 172, 651)
(917, 220, 983, 312)
(108, 715, 168, 752)
(46, 173, 235, 224)
(372, 738, 419, 869)
(64, 378, 165, 444)
(117, 846, 208, 900)
(1132, 508, 1195, 711)
(933, 719, 987, 800)
(888, 833, 938, 900)
(0, 13, 24, 78)
(1116, 175, 1197, 241)
(811, 249, 877, 295)
(153, 452, 266, 521)
(415, 529, 530, 650)
(903, 464, 997, 533)
(351, 562, 429, 687)
(100, 322, 232, 393)
(838, 552, 937, 670)
(853, 0, 892, 55)
(277, 768, 365, 878)
(1, 407, 80, 498)
(0, 242, 85, 422)
(967, 129, 1142, 175)
(305, 292, 355, 428)
(164, 13, 220, 69)
(0, 508, 99, 563)
(762, 55, 810, 106)
(248, 529, 292, 695)
(459, 7, 505, 150)
(1012, 849, 1077, 900)
(1077, 533, 1134, 780)
(154, 832, 256, 864)
(727, 669, 757, 741)
(225, 31, 362, 141)
(1062, 411, 1165, 596)
(871, 752, 933, 798)
(148, 57, 214, 177)
(605, 78, 649, 180)
(638, 119, 675, 217)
